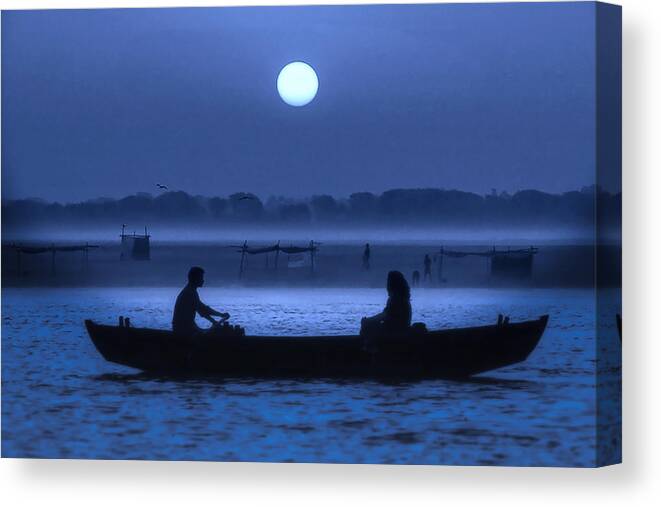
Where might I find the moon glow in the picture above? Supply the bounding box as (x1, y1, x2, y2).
(277, 62, 319, 107)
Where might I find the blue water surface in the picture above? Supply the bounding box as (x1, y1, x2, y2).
(1, 287, 621, 466)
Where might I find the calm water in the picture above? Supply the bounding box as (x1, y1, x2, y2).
(1, 287, 621, 466)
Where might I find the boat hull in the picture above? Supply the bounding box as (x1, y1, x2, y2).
(85, 315, 548, 379)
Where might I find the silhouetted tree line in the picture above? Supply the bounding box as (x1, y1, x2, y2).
(2, 187, 621, 230)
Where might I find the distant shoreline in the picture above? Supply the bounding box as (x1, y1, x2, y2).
(2, 187, 621, 240)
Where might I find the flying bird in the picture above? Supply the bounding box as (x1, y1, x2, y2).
(156, 183, 168, 190)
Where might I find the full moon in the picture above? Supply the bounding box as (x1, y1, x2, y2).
(277, 62, 319, 107)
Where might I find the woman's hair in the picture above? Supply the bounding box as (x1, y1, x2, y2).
(387, 270, 410, 300)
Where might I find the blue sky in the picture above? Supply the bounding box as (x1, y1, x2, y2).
(2, 3, 611, 202)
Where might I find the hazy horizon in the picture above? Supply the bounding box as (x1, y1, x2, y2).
(1, 223, 612, 246)
(3, 184, 613, 206)
(3, 183, 618, 206)
(2, 184, 620, 245)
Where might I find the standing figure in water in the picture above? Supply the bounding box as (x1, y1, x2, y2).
(361, 270, 412, 341)
(172, 266, 230, 335)
(423, 254, 432, 283)
(362, 243, 371, 271)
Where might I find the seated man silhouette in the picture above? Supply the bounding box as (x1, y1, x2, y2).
(172, 266, 230, 335)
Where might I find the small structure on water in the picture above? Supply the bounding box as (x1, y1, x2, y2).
(8, 242, 99, 276)
(490, 247, 537, 278)
(120, 225, 151, 261)
(436, 246, 538, 282)
(233, 240, 319, 278)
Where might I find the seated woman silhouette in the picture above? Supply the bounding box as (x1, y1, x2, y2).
(361, 270, 412, 340)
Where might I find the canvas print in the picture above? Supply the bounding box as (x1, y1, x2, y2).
(1, 2, 621, 466)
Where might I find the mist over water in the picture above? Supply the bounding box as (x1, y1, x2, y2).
(2, 224, 602, 245)
(2, 186, 620, 244)
(0, 235, 623, 465)
(1, 241, 619, 289)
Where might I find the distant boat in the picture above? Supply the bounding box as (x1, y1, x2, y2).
(85, 315, 548, 379)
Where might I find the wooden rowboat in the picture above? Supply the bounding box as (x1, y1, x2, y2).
(85, 315, 548, 379)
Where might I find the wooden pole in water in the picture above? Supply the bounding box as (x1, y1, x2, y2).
(120, 225, 125, 261)
(274, 241, 280, 270)
(309, 240, 315, 275)
(238, 240, 247, 279)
